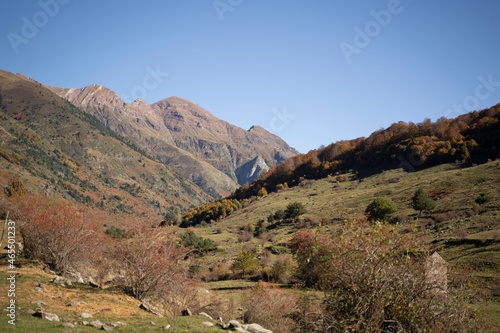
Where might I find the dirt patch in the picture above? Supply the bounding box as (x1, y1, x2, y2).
(427, 187, 457, 200)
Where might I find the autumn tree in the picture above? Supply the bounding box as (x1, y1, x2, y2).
(412, 188, 436, 215)
(113, 228, 188, 300)
(10, 193, 105, 273)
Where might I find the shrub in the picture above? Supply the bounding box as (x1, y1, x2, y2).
(11, 194, 105, 273)
(238, 231, 254, 243)
(243, 282, 298, 333)
(113, 228, 187, 300)
(273, 209, 285, 221)
(231, 250, 260, 277)
(289, 220, 483, 332)
(284, 201, 307, 220)
(475, 192, 492, 205)
(105, 226, 126, 238)
(365, 197, 397, 221)
(412, 188, 436, 214)
(180, 230, 217, 254)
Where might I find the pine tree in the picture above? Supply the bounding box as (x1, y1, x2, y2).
(412, 188, 436, 215)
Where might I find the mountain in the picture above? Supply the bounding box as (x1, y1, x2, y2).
(229, 104, 500, 200)
(0, 69, 210, 222)
(46, 83, 298, 197)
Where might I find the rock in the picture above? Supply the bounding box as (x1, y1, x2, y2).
(13, 242, 23, 252)
(199, 312, 213, 320)
(31, 301, 46, 307)
(26, 309, 36, 315)
(64, 270, 84, 284)
(63, 322, 75, 328)
(43, 266, 57, 275)
(102, 324, 115, 331)
(139, 300, 163, 317)
(162, 324, 171, 330)
(81, 312, 93, 318)
(202, 321, 214, 327)
(246, 323, 273, 333)
(53, 275, 72, 287)
(111, 321, 127, 327)
(35, 287, 44, 293)
(425, 252, 448, 294)
(90, 319, 103, 328)
(33, 311, 60, 322)
(181, 308, 192, 316)
(228, 320, 242, 328)
(38, 283, 47, 290)
(69, 301, 87, 306)
(80, 321, 89, 326)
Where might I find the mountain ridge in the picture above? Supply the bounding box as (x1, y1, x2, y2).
(33, 76, 298, 197)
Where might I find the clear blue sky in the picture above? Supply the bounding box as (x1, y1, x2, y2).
(1, 0, 499, 153)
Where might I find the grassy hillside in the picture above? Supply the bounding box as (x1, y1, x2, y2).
(0, 69, 209, 225)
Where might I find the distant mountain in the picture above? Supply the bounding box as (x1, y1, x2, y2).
(0, 69, 209, 220)
(45, 83, 298, 197)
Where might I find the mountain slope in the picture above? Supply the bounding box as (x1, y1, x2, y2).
(0, 69, 209, 222)
(46, 82, 298, 197)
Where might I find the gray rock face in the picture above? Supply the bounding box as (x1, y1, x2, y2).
(235, 156, 270, 185)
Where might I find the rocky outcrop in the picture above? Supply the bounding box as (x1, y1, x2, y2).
(235, 156, 269, 184)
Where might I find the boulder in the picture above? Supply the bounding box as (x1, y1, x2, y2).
(81, 312, 93, 318)
(63, 322, 75, 328)
(139, 300, 163, 317)
(33, 311, 60, 322)
(69, 301, 87, 306)
(102, 324, 115, 331)
(53, 275, 72, 287)
(90, 319, 103, 328)
(425, 252, 448, 294)
(228, 320, 242, 328)
(64, 270, 85, 284)
(181, 308, 192, 316)
(246, 323, 273, 333)
(202, 321, 214, 327)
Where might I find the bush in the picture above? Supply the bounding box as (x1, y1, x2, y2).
(284, 201, 307, 220)
(231, 250, 260, 277)
(412, 188, 436, 214)
(475, 192, 492, 205)
(180, 230, 217, 254)
(11, 194, 105, 273)
(238, 231, 254, 243)
(113, 228, 187, 300)
(365, 197, 397, 221)
(243, 282, 298, 333)
(289, 220, 484, 332)
(273, 209, 285, 221)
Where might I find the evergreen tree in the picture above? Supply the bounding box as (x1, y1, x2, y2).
(412, 188, 436, 215)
